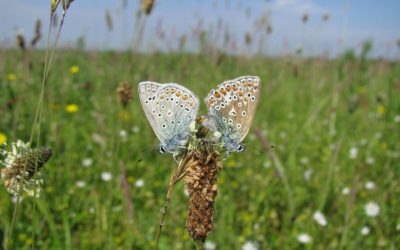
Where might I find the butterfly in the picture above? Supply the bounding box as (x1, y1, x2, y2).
(138, 81, 200, 156)
(203, 76, 261, 152)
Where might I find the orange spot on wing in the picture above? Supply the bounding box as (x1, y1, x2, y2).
(220, 88, 227, 95)
(214, 92, 221, 98)
(238, 90, 244, 96)
(182, 95, 189, 100)
(233, 85, 238, 91)
(175, 91, 182, 97)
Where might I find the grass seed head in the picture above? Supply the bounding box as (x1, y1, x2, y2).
(1, 141, 52, 197)
(16, 34, 26, 51)
(31, 19, 42, 47)
(141, 0, 154, 15)
(184, 140, 222, 242)
(302, 13, 309, 23)
(116, 81, 133, 108)
(105, 9, 113, 31)
(51, 0, 61, 13)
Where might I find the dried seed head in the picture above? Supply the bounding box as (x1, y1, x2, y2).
(184, 141, 222, 242)
(1, 141, 52, 197)
(267, 25, 272, 34)
(116, 81, 133, 108)
(31, 19, 42, 47)
(245, 33, 252, 45)
(16, 34, 26, 51)
(302, 13, 309, 23)
(105, 9, 113, 31)
(141, 0, 154, 15)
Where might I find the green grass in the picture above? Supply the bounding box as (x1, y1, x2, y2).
(0, 49, 399, 249)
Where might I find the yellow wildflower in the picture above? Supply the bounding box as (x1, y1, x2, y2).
(7, 73, 16, 81)
(69, 65, 79, 74)
(0, 132, 6, 145)
(377, 105, 385, 114)
(65, 104, 79, 113)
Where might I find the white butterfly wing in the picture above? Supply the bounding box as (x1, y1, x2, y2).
(138, 82, 199, 148)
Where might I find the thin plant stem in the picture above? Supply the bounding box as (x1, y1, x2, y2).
(155, 154, 189, 250)
(195, 240, 205, 250)
(7, 8, 69, 249)
(253, 128, 295, 220)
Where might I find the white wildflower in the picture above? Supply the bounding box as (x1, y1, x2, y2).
(89, 207, 95, 214)
(364, 202, 380, 217)
(313, 211, 327, 226)
(394, 115, 400, 123)
(342, 187, 351, 195)
(365, 181, 376, 190)
(297, 233, 311, 244)
(76, 180, 86, 188)
(303, 169, 313, 181)
(82, 158, 93, 167)
(361, 226, 370, 235)
(119, 129, 128, 142)
(119, 129, 127, 138)
(242, 241, 259, 250)
(204, 241, 216, 250)
(131, 126, 140, 133)
(366, 156, 375, 165)
(349, 147, 358, 159)
(134, 179, 144, 188)
(101, 172, 112, 182)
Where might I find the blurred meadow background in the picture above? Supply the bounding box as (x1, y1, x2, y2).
(0, 0, 400, 249)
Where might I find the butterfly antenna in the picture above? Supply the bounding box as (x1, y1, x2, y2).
(245, 141, 276, 154)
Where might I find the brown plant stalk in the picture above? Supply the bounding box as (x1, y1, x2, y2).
(184, 139, 222, 244)
(155, 125, 223, 249)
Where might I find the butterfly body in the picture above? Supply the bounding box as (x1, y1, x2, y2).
(203, 76, 261, 152)
(138, 81, 199, 155)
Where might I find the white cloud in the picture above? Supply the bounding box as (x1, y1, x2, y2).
(271, 0, 328, 15)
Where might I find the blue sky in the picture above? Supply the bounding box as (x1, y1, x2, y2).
(0, 0, 399, 58)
